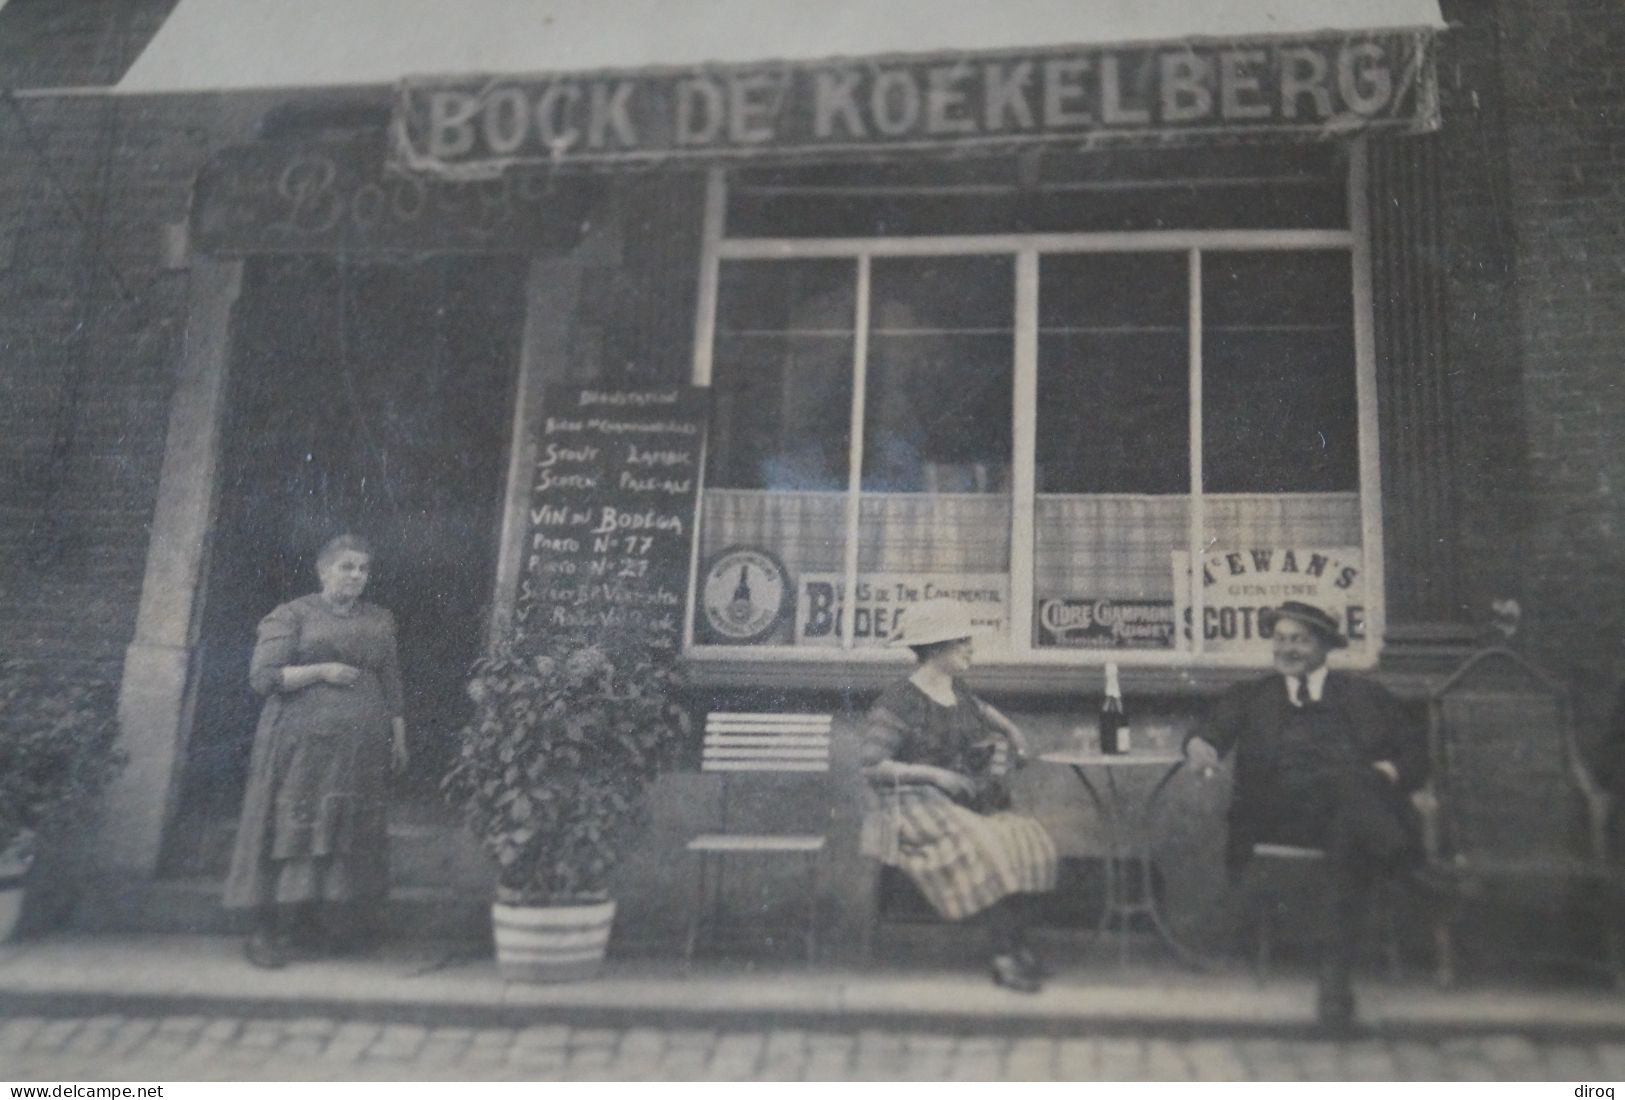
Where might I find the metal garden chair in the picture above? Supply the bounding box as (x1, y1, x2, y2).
(1426, 647, 1621, 986)
(684, 711, 834, 965)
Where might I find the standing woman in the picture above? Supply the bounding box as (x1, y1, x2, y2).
(860, 601, 1059, 992)
(224, 534, 409, 968)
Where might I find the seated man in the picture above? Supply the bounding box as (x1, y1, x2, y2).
(1184, 601, 1428, 1030)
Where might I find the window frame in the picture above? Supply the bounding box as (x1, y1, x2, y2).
(684, 141, 1383, 670)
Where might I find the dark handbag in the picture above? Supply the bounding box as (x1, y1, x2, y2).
(967, 775, 1013, 814)
(959, 737, 1012, 814)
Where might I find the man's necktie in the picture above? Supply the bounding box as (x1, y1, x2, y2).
(1290, 678, 1305, 707)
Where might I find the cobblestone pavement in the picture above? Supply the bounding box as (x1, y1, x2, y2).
(5, 1014, 1625, 1081)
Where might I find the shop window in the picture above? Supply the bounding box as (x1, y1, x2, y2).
(726, 145, 1346, 238)
(694, 163, 1373, 664)
(709, 259, 855, 492)
(698, 254, 1014, 649)
(1196, 251, 1363, 656)
(857, 256, 1014, 648)
(1033, 253, 1189, 652)
(1202, 252, 1357, 493)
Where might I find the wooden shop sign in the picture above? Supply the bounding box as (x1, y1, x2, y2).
(392, 31, 1437, 178)
(193, 137, 590, 255)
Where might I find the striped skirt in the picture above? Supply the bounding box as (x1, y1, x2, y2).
(861, 784, 1059, 921)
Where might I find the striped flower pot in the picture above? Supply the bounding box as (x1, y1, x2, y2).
(0, 831, 36, 944)
(491, 898, 616, 982)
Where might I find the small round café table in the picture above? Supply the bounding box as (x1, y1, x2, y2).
(1038, 748, 1212, 969)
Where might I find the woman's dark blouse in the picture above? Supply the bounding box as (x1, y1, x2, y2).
(861, 678, 1001, 778)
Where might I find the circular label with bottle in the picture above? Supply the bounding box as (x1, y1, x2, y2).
(698, 546, 790, 644)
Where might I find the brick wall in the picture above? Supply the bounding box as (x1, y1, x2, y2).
(0, 0, 209, 687)
(1435, 2, 1530, 631)
(1466, 0, 1625, 759)
(0, 0, 176, 90)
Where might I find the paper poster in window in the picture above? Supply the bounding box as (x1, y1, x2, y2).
(696, 546, 792, 645)
(1172, 547, 1365, 655)
(795, 572, 1008, 648)
(1034, 597, 1178, 650)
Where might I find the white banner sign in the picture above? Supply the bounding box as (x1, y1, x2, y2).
(1173, 546, 1366, 653)
(795, 572, 1009, 648)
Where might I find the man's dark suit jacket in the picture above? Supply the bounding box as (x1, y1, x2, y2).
(1190, 670, 1428, 870)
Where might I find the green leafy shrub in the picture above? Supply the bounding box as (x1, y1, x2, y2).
(442, 636, 689, 905)
(0, 660, 124, 854)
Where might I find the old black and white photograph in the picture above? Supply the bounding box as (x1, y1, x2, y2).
(2, 0, 1624, 1087)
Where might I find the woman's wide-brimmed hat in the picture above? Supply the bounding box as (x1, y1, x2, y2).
(1259, 600, 1348, 649)
(890, 599, 981, 648)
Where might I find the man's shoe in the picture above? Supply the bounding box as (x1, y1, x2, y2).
(1315, 974, 1358, 1034)
(1014, 945, 1053, 979)
(990, 953, 1042, 994)
(285, 921, 328, 959)
(320, 924, 381, 958)
(243, 930, 289, 970)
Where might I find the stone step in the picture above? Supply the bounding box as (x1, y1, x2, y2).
(68, 876, 491, 942)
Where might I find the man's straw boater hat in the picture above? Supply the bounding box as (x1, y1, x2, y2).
(1259, 600, 1348, 649)
(891, 600, 981, 648)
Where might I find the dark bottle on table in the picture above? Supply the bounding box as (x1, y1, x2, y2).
(1099, 662, 1130, 755)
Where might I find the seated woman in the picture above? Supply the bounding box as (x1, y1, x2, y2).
(859, 601, 1059, 992)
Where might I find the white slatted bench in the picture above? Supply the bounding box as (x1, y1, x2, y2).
(685, 712, 834, 964)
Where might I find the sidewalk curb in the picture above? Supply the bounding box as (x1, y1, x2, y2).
(6, 988, 1625, 1044)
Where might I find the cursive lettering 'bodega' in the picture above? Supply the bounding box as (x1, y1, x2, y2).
(591, 506, 683, 536)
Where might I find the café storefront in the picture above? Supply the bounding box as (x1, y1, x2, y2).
(101, 0, 1459, 952)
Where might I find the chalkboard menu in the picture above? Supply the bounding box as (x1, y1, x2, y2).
(514, 385, 707, 656)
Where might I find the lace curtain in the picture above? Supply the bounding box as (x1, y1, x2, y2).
(696, 488, 1360, 646)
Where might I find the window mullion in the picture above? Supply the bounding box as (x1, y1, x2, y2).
(1349, 137, 1384, 661)
(1009, 248, 1038, 658)
(1188, 248, 1205, 658)
(840, 254, 871, 652)
(683, 168, 727, 650)
(690, 168, 727, 388)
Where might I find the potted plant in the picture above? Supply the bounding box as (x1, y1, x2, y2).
(443, 634, 688, 981)
(0, 659, 123, 941)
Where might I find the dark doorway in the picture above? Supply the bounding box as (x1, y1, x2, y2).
(169, 254, 527, 869)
